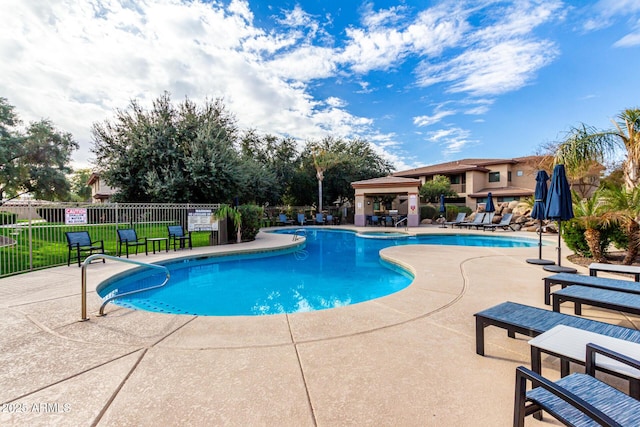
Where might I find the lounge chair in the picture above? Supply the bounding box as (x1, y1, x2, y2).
(514, 344, 640, 427)
(552, 285, 640, 317)
(326, 214, 334, 225)
(474, 301, 640, 357)
(472, 212, 494, 229)
(482, 213, 514, 231)
(277, 213, 293, 226)
(443, 212, 466, 228)
(315, 213, 325, 225)
(117, 228, 148, 258)
(168, 225, 192, 251)
(297, 213, 305, 225)
(455, 213, 485, 228)
(544, 272, 640, 305)
(65, 231, 105, 267)
(588, 262, 640, 281)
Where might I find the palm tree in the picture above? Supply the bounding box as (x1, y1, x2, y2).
(311, 146, 338, 212)
(601, 186, 640, 265)
(571, 190, 609, 262)
(555, 108, 640, 191)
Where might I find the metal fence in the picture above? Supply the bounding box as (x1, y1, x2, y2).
(0, 202, 222, 278)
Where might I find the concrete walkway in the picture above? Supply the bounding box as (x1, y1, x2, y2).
(1, 226, 638, 426)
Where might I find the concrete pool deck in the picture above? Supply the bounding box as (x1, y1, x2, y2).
(1, 226, 638, 426)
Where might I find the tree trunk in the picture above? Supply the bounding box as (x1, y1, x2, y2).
(623, 221, 640, 265)
(584, 228, 606, 262)
(624, 157, 639, 191)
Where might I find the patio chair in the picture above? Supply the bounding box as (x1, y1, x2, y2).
(297, 213, 305, 225)
(370, 215, 380, 226)
(326, 214, 334, 224)
(168, 225, 192, 251)
(552, 285, 640, 317)
(514, 344, 640, 427)
(117, 228, 148, 258)
(315, 213, 325, 225)
(474, 301, 640, 357)
(277, 213, 293, 226)
(456, 212, 485, 228)
(443, 212, 466, 228)
(471, 212, 494, 229)
(483, 213, 514, 231)
(544, 272, 640, 305)
(65, 231, 105, 267)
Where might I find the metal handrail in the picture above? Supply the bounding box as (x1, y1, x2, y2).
(395, 217, 408, 230)
(80, 254, 170, 321)
(292, 228, 307, 241)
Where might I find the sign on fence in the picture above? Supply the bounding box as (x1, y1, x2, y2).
(65, 208, 88, 225)
(187, 209, 219, 232)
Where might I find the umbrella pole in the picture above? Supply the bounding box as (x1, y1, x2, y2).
(557, 220, 562, 266)
(538, 220, 543, 259)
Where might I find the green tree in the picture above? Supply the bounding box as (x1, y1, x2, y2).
(555, 108, 640, 191)
(92, 93, 243, 203)
(289, 137, 392, 208)
(571, 190, 609, 262)
(239, 131, 299, 205)
(69, 168, 93, 201)
(600, 186, 640, 264)
(0, 98, 77, 203)
(419, 175, 457, 203)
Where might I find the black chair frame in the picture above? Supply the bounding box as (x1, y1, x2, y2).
(65, 231, 105, 267)
(168, 225, 192, 251)
(117, 228, 148, 258)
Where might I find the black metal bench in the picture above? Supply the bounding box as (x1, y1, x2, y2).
(474, 301, 640, 356)
(544, 273, 640, 305)
(65, 231, 105, 267)
(552, 285, 640, 317)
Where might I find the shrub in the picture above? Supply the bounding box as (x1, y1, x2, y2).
(420, 205, 437, 220)
(0, 211, 17, 225)
(563, 219, 617, 258)
(238, 204, 263, 242)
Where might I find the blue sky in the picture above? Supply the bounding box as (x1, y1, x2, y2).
(2, 0, 639, 171)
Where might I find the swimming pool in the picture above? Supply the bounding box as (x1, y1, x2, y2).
(97, 230, 538, 316)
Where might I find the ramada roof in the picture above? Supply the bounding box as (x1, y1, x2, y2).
(393, 156, 543, 178)
(351, 176, 421, 188)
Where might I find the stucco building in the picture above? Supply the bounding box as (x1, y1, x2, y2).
(393, 156, 545, 209)
(87, 173, 116, 203)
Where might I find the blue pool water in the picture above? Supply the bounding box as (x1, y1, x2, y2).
(97, 230, 537, 316)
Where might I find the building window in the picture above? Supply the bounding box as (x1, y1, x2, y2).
(489, 172, 500, 182)
(450, 175, 460, 184)
(516, 170, 523, 176)
(508, 171, 512, 182)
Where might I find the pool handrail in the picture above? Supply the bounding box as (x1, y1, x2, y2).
(395, 216, 408, 230)
(80, 254, 170, 321)
(292, 229, 307, 241)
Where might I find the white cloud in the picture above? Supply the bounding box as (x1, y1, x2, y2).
(426, 127, 476, 157)
(413, 109, 455, 127)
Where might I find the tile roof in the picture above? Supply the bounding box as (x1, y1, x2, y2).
(393, 156, 544, 177)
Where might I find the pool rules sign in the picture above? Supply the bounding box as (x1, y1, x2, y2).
(187, 209, 219, 232)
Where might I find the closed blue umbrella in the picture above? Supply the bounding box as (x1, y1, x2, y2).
(543, 164, 576, 273)
(527, 170, 554, 265)
(485, 192, 495, 213)
(439, 194, 446, 227)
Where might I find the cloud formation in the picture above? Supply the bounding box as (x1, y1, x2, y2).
(2, 0, 636, 171)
